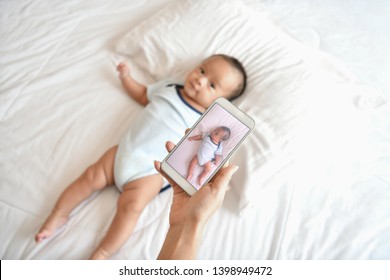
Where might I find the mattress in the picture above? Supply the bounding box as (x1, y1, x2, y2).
(1, 0, 389, 260)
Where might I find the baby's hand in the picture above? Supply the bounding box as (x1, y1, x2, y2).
(117, 62, 130, 78)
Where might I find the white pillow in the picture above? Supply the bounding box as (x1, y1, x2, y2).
(116, 0, 375, 216)
(116, 0, 299, 81)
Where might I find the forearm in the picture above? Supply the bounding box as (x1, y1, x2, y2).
(157, 223, 204, 260)
(120, 76, 148, 106)
(189, 135, 203, 141)
(214, 155, 222, 165)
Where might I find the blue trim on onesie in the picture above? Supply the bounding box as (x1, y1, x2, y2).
(208, 135, 221, 147)
(159, 184, 171, 193)
(173, 85, 203, 115)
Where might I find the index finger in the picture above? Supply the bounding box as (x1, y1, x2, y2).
(154, 160, 177, 187)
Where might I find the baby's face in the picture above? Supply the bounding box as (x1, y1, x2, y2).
(211, 127, 227, 142)
(182, 56, 242, 110)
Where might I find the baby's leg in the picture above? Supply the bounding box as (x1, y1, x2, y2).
(35, 146, 118, 243)
(197, 161, 213, 186)
(90, 174, 163, 260)
(186, 155, 199, 181)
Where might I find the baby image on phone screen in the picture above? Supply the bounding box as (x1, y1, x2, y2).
(186, 126, 231, 185)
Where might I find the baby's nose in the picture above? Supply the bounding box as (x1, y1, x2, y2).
(197, 76, 207, 87)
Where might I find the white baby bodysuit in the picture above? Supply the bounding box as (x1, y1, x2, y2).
(197, 133, 223, 166)
(114, 80, 202, 191)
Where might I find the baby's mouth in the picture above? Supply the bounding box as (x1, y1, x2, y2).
(189, 82, 198, 94)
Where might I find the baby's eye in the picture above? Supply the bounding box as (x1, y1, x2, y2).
(200, 68, 205, 74)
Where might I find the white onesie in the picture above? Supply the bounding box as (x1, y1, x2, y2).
(197, 133, 223, 166)
(114, 80, 202, 191)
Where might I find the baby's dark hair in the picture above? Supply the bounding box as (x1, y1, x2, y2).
(220, 126, 231, 141)
(210, 54, 247, 101)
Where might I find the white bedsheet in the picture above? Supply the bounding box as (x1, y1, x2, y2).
(260, 0, 390, 99)
(1, 0, 389, 259)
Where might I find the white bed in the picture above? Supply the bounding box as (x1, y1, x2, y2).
(1, 0, 389, 260)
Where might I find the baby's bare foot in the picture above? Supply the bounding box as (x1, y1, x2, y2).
(35, 210, 68, 243)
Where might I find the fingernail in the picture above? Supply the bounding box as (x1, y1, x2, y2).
(232, 165, 239, 174)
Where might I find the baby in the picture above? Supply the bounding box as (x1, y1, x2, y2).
(35, 54, 247, 259)
(187, 126, 231, 186)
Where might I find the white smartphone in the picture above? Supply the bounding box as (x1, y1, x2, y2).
(161, 97, 255, 195)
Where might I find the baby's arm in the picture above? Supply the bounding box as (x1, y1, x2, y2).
(188, 134, 203, 141)
(214, 154, 222, 165)
(117, 62, 148, 106)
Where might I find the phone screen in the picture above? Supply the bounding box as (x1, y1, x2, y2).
(165, 102, 251, 190)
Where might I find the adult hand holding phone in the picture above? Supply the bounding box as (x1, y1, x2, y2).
(154, 138, 239, 260)
(161, 98, 255, 193)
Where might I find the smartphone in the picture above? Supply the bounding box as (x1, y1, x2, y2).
(161, 97, 255, 195)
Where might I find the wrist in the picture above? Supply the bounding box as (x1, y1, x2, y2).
(171, 221, 205, 237)
(119, 73, 130, 80)
(158, 223, 204, 260)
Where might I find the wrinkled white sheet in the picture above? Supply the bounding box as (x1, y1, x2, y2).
(260, 0, 390, 98)
(0, 0, 389, 259)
